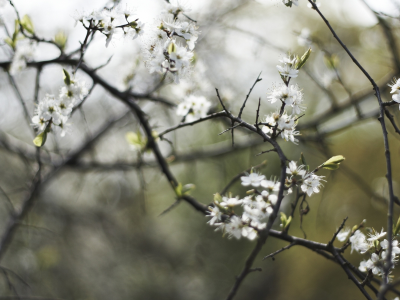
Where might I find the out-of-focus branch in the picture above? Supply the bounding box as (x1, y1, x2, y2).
(308, 0, 396, 288)
(0, 111, 129, 261)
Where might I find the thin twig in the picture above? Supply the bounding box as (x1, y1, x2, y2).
(238, 72, 262, 119)
(384, 108, 400, 135)
(255, 148, 276, 156)
(308, 0, 396, 287)
(328, 217, 348, 247)
(263, 243, 295, 260)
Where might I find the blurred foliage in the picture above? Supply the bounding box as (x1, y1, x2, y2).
(1, 0, 400, 300)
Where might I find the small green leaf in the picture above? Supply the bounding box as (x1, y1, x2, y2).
(296, 48, 312, 70)
(280, 212, 291, 229)
(63, 69, 71, 85)
(125, 131, 147, 151)
(174, 183, 183, 197)
(4, 37, 15, 49)
(33, 131, 47, 147)
(20, 15, 35, 34)
(126, 131, 141, 145)
(54, 31, 68, 50)
(322, 164, 340, 170)
(323, 54, 340, 70)
(167, 42, 176, 54)
(214, 193, 222, 203)
(182, 184, 195, 195)
(321, 155, 345, 170)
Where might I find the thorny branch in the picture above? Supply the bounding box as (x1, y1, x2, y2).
(308, 0, 396, 290)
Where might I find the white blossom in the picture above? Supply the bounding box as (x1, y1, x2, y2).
(367, 228, 386, 242)
(389, 78, 400, 109)
(225, 216, 243, 239)
(59, 78, 88, 103)
(147, 44, 168, 74)
(381, 239, 400, 254)
(286, 161, 306, 177)
(176, 95, 211, 122)
(220, 196, 243, 208)
(277, 55, 299, 78)
(336, 228, 351, 242)
(298, 28, 311, 47)
(365, 253, 383, 276)
(277, 113, 295, 130)
(126, 21, 145, 40)
(261, 179, 280, 192)
(9, 41, 35, 75)
(301, 174, 324, 197)
(261, 113, 278, 135)
(164, 0, 191, 16)
(268, 84, 298, 105)
(349, 230, 371, 254)
(281, 128, 300, 144)
(241, 172, 265, 187)
(207, 206, 222, 226)
(241, 226, 258, 240)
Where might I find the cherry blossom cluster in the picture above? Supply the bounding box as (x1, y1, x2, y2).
(206, 159, 325, 240)
(206, 174, 281, 241)
(176, 95, 211, 122)
(262, 53, 309, 144)
(74, 5, 145, 47)
(9, 40, 35, 75)
(286, 161, 325, 196)
(143, 1, 199, 83)
(336, 226, 400, 279)
(32, 72, 87, 138)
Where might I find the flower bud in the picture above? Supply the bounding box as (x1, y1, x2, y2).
(322, 155, 345, 170)
(296, 48, 312, 70)
(20, 15, 35, 34)
(54, 31, 68, 51)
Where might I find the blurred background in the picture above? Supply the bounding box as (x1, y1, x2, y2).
(1, 0, 400, 299)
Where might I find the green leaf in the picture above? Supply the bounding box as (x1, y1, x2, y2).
(20, 15, 35, 34)
(125, 131, 141, 145)
(54, 31, 68, 50)
(167, 42, 176, 54)
(214, 193, 222, 203)
(322, 164, 340, 170)
(174, 183, 183, 197)
(4, 37, 15, 49)
(296, 48, 312, 70)
(182, 184, 195, 195)
(33, 131, 47, 147)
(63, 69, 71, 86)
(323, 54, 340, 70)
(125, 131, 147, 151)
(280, 212, 291, 229)
(321, 155, 345, 170)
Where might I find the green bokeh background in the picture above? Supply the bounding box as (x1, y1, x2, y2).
(1, 0, 400, 299)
